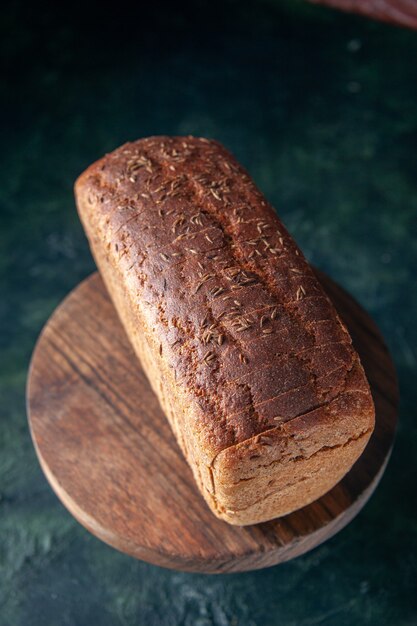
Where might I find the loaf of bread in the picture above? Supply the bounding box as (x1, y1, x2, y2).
(75, 136, 375, 525)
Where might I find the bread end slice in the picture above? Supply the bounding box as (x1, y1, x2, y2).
(209, 359, 374, 525)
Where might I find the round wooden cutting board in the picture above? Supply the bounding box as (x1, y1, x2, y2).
(27, 270, 398, 573)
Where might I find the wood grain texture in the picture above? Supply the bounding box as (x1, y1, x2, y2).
(309, 0, 417, 30)
(27, 270, 398, 573)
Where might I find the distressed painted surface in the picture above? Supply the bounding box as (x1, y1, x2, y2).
(1, 0, 416, 624)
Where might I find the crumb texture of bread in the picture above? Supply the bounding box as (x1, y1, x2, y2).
(75, 136, 375, 525)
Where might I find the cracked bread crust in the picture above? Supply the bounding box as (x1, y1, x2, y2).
(75, 136, 375, 525)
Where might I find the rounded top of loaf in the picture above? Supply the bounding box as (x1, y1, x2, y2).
(75, 136, 374, 463)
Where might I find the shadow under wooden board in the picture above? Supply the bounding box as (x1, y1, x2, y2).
(27, 270, 398, 574)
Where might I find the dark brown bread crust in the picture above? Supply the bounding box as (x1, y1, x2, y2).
(75, 136, 375, 524)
